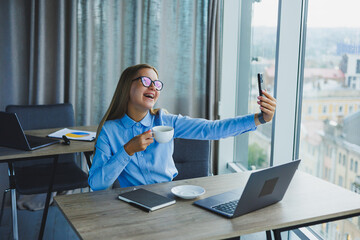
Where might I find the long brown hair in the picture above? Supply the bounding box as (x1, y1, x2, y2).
(95, 64, 160, 149)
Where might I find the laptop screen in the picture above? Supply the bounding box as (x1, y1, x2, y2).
(0, 111, 30, 150)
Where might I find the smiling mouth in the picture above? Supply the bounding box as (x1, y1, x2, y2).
(144, 93, 154, 99)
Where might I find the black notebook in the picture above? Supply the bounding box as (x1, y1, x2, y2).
(118, 188, 176, 212)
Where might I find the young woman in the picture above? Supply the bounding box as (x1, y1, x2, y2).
(88, 64, 277, 190)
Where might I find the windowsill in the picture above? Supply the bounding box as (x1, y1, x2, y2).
(227, 162, 248, 173)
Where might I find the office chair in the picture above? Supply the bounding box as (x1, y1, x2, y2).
(109, 138, 211, 189)
(172, 138, 211, 180)
(0, 103, 89, 239)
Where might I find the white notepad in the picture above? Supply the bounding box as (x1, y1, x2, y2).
(118, 188, 176, 212)
(48, 128, 96, 141)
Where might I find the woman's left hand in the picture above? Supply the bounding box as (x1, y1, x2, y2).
(257, 90, 277, 122)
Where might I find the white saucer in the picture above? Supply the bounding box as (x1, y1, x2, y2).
(171, 185, 205, 199)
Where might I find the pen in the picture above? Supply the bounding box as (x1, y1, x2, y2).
(62, 135, 71, 145)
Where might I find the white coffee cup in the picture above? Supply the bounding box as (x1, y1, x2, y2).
(152, 126, 174, 143)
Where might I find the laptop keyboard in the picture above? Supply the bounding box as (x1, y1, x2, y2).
(212, 199, 239, 215)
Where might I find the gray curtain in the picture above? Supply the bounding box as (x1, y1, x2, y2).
(76, 0, 209, 126)
(0, 0, 77, 109)
(206, 0, 221, 121)
(1, 0, 210, 124)
(206, 0, 222, 175)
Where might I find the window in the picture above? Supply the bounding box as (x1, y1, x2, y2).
(325, 145, 329, 157)
(239, 0, 279, 170)
(339, 153, 342, 164)
(322, 105, 327, 114)
(324, 167, 328, 179)
(219, 0, 279, 172)
(222, 0, 360, 238)
(298, 0, 360, 239)
(339, 176, 343, 187)
(339, 105, 343, 113)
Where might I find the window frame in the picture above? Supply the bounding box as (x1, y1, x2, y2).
(356, 59, 360, 74)
(219, 0, 307, 171)
(219, 0, 312, 238)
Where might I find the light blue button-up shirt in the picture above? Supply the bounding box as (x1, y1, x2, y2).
(88, 109, 257, 190)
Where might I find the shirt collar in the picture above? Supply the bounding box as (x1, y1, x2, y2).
(120, 111, 152, 129)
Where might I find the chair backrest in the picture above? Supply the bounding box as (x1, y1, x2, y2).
(111, 138, 211, 188)
(172, 138, 211, 180)
(6, 103, 76, 166)
(6, 103, 74, 130)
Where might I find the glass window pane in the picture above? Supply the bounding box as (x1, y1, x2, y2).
(299, 0, 360, 238)
(234, 0, 278, 170)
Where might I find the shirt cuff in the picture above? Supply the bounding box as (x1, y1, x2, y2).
(248, 113, 258, 130)
(112, 146, 135, 172)
(115, 147, 135, 164)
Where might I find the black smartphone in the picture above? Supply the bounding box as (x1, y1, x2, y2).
(257, 73, 264, 96)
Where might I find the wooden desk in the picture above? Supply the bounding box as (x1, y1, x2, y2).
(0, 126, 96, 240)
(0, 126, 96, 162)
(54, 171, 360, 240)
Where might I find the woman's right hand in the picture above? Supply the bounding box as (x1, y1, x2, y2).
(124, 130, 153, 156)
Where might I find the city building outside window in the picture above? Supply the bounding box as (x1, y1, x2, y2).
(221, 0, 359, 238)
(299, 0, 360, 238)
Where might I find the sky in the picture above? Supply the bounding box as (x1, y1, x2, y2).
(252, 0, 360, 28)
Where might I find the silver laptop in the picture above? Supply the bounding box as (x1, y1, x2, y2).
(194, 159, 301, 218)
(0, 111, 60, 151)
